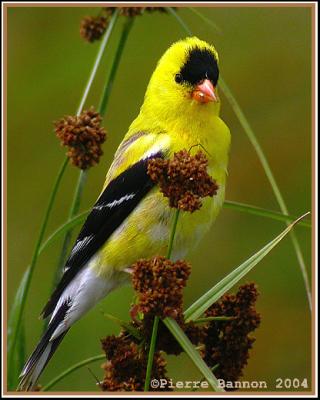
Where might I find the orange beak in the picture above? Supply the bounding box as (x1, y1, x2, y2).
(192, 79, 218, 104)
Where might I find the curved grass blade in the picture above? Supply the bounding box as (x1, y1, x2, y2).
(7, 157, 68, 389)
(168, 7, 311, 311)
(184, 212, 310, 323)
(39, 211, 89, 255)
(42, 354, 105, 391)
(188, 7, 221, 34)
(224, 200, 311, 228)
(163, 317, 224, 392)
(8, 10, 120, 390)
(53, 9, 121, 286)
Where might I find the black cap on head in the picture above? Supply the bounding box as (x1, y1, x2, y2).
(176, 47, 219, 87)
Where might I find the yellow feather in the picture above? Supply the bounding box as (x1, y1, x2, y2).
(94, 37, 231, 279)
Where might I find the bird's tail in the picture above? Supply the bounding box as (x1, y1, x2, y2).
(17, 302, 70, 391)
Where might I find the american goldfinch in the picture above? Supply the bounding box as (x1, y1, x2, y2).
(19, 36, 231, 390)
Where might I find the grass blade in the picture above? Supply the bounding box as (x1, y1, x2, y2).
(144, 209, 180, 391)
(102, 313, 142, 341)
(188, 7, 221, 34)
(99, 16, 134, 117)
(163, 318, 224, 392)
(42, 354, 105, 391)
(39, 211, 89, 255)
(169, 7, 311, 311)
(8, 10, 121, 389)
(166, 7, 192, 35)
(219, 78, 312, 310)
(184, 212, 309, 323)
(53, 9, 121, 286)
(76, 9, 119, 115)
(7, 158, 68, 389)
(224, 200, 311, 228)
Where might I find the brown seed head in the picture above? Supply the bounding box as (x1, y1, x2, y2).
(148, 150, 218, 213)
(203, 283, 261, 387)
(132, 256, 191, 319)
(54, 107, 106, 170)
(80, 16, 108, 42)
(104, 7, 169, 17)
(101, 332, 170, 391)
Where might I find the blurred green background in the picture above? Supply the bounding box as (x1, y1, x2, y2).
(7, 6, 312, 392)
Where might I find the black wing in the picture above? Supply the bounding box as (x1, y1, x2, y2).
(41, 153, 162, 318)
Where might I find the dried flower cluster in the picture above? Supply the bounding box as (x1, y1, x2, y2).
(100, 248, 261, 392)
(54, 108, 106, 170)
(80, 8, 170, 42)
(80, 16, 108, 42)
(104, 7, 169, 18)
(101, 333, 170, 391)
(148, 150, 219, 212)
(132, 256, 191, 319)
(203, 283, 261, 387)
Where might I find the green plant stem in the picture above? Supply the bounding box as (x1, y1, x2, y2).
(224, 200, 311, 228)
(143, 316, 160, 391)
(166, 7, 192, 35)
(163, 318, 223, 391)
(9, 10, 121, 387)
(219, 78, 312, 311)
(167, 209, 180, 258)
(184, 212, 309, 322)
(169, 6, 311, 311)
(53, 10, 121, 277)
(47, 13, 122, 333)
(188, 7, 221, 34)
(39, 211, 89, 254)
(42, 354, 105, 391)
(99, 16, 134, 118)
(144, 209, 180, 391)
(191, 364, 219, 392)
(37, 198, 311, 261)
(53, 170, 88, 289)
(76, 9, 119, 115)
(54, 14, 131, 279)
(8, 157, 68, 384)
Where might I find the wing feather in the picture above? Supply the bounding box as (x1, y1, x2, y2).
(41, 152, 163, 318)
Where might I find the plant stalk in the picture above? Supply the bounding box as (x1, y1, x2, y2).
(53, 10, 121, 280)
(42, 354, 105, 391)
(144, 209, 180, 391)
(76, 10, 119, 115)
(168, 6, 311, 311)
(99, 17, 134, 118)
(8, 157, 68, 384)
(9, 10, 121, 387)
(52, 170, 88, 288)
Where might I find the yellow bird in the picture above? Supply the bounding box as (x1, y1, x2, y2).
(19, 36, 231, 390)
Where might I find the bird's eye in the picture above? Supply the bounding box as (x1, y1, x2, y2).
(175, 73, 183, 83)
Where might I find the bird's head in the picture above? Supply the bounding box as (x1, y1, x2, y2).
(142, 37, 220, 123)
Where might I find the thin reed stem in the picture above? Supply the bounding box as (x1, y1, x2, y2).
(9, 10, 121, 386)
(144, 209, 180, 391)
(143, 316, 160, 391)
(8, 157, 68, 380)
(53, 10, 120, 279)
(224, 200, 311, 228)
(219, 78, 312, 311)
(52, 170, 88, 289)
(99, 17, 134, 118)
(168, 6, 311, 311)
(42, 354, 105, 391)
(188, 7, 221, 34)
(76, 10, 119, 115)
(53, 14, 132, 282)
